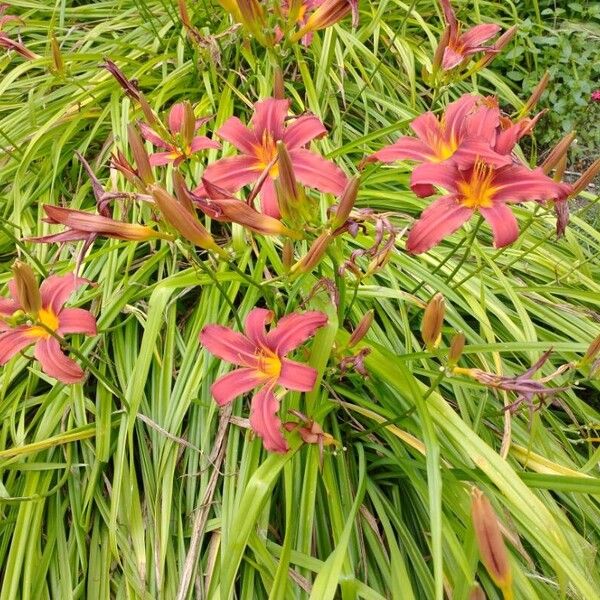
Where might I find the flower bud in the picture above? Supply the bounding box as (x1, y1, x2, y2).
(421, 293, 445, 350)
(12, 261, 41, 315)
(292, 0, 351, 40)
(273, 66, 285, 100)
(282, 239, 294, 271)
(522, 71, 550, 115)
(330, 176, 359, 229)
(542, 132, 576, 175)
(291, 231, 333, 274)
(127, 125, 154, 187)
(103, 59, 141, 101)
(448, 332, 465, 366)
(582, 334, 600, 366)
(570, 157, 600, 198)
(478, 25, 517, 69)
(348, 309, 374, 348)
(50, 34, 64, 75)
(276, 140, 300, 207)
(432, 25, 451, 72)
(471, 488, 512, 595)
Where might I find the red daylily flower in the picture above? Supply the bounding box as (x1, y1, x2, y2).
(198, 98, 347, 218)
(367, 95, 511, 195)
(406, 161, 570, 253)
(288, 0, 358, 44)
(0, 274, 96, 383)
(439, 0, 501, 70)
(139, 102, 220, 166)
(200, 308, 327, 452)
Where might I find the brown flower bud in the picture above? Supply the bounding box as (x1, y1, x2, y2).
(348, 309, 374, 348)
(330, 176, 359, 229)
(421, 293, 445, 350)
(273, 66, 285, 100)
(127, 125, 154, 187)
(471, 489, 512, 595)
(276, 140, 299, 207)
(448, 332, 465, 365)
(291, 231, 333, 274)
(570, 157, 600, 198)
(50, 34, 64, 75)
(523, 71, 550, 114)
(282, 239, 294, 271)
(12, 261, 41, 315)
(541, 132, 576, 175)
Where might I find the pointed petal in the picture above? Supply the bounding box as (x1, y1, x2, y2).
(0, 328, 34, 364)
(444, 94, 479, 139)
(494, 125, 521, 155)
(211, 367, 264, 406)
(149, 151, 179, 166)
(480, 203, 520, 248)
(0, 296, 19, 316)
(492, 166, 570, 203)
(168, 103, 185, 134)
(442, 46, 465, 70)
(33, 337, 84, 383)
(465, 105, 500, 141)
(190, 136, 220, 152)
(244, 308, 273, 346)
(200, 324, 259, 368)
(410, 162, 459, 196)
(461, 23, 501, 48)
(406, 195, 472, 254)
(283, 115, 327, 149)
(289, 148, 347, 195)
(368, 137, 433, 163)
(251, 98, 289, 139)
(200, 155, 260, 194)
(217, 117, 259, 154)
(409, 112, 441, 143)
(57, 308, 97, 336)
(139, 123, 170, 149)
(249, 384, 288, 453)
(258, 177, 280, 218)
(452, 140, 511, 169)
(278, 358, 318, 392)
(266, 311, 328, 355)
(39, 274, 90, 313)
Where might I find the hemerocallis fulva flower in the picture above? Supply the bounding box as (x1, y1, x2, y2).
(200, 308, 327, 452)
(0, 269, 96, 383)
(438, 0, 501, 70)
(289, 0, 358, 43)
(406, 161, 570, 253)
(139, 101, 220, 166)
(198, 98, 347, 217)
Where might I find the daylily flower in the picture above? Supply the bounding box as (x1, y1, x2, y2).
(200, 308, 327, 452)
(406, 161, 570, 253)
(139, 101, 220, 166)
(0, 269, 96, 384)
(289, 0, 358, 43)
(367, 95, 511, 195)
(438, 0, 501, 71)
(198, 98, 347, 217)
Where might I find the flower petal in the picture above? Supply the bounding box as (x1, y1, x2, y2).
(266, 311, 328, 355)
(406, 195, 473, 254)
(149, 151, 179, 166)
(168, 103, 185, 134)
(200, 155, 261, 194)
(217, 117, 258, 154)
(0, 295, 19, 316)
(251, 98, 289, 140)
(0, 328, 34, 364)
(452, 139, 511, 169)
(410, 162, 459, 197)
(190, 136, 220, 153)
(289, 148, 347, 195)
(258, 177, 280, 218)
(200, 324, 259, 367)
(442, 46, 466, 70)
(39, 274, 90, 314)
(244, 308, 273, 346)
(34, 337, 84, 384)
(460, 23, 501, 49)
(409, 111, 441, 143)
(368, 137, 433, 163)
(139, 123, 170, 149)
(444, 94, 479, 139)
(57, 308, 97, 336)
(211, 367, 264, 406)
(249, 383, 288, 453)
(283, 115, 327, 149)
(492, 166, 570, 203)
(480, 203, 520, 248)
(278, 358, 318, 392)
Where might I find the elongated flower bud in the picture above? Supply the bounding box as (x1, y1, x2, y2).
(273, 66, 285, 100)
(570, 157, 600, 198)
(542, 132, 576, 175)
(471, 489, 512, 595)
(127, 125, 154, 187)
(522, 71, 550, 115)
(282, 239, 295, 271)
(50, 34, 64, 75)
(421, 293, 445, 350)
(348, 309, 374, 348)
(150, 185, 224, 254)
(448, 332, 465, 366)
(173, 171, 195, 214)
(103, 59, 141, 101)
(331, 175, 359, 229)
(478, 26, 517, 69)
(291, 231, 333, 273)
(582, 334, 600, 366)
(12, 261, 41, 315)
(276, 140, 299, 206)
(432, 25, 451, 72)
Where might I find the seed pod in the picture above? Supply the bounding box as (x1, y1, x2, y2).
(12, 261, 41, 315)
(421, 293, 445, 350)
(471, 488, 512, 595)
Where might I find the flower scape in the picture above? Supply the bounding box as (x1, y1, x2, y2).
(0, 0, 599, 598)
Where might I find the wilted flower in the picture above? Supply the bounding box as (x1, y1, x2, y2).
(438, 0, 501, 70)
(283, 409, 338, 466)
(0, 5, 38, 60)
(406, 161, 570, 253)
(0, 271, 96, 384)
(200, 308, 327, 452)
(197, 97, 347, 217)
(139, 101, 219, 166)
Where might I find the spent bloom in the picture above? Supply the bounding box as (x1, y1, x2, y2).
(200, 308, 327, 452)
(139, 101, 220, 166)
(406, 161, 570, 253)
(438, 0, 501, 70)
(0, 4, 37, 60)
(0, 267, 96, 384)
(197, 97, 347, 217)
